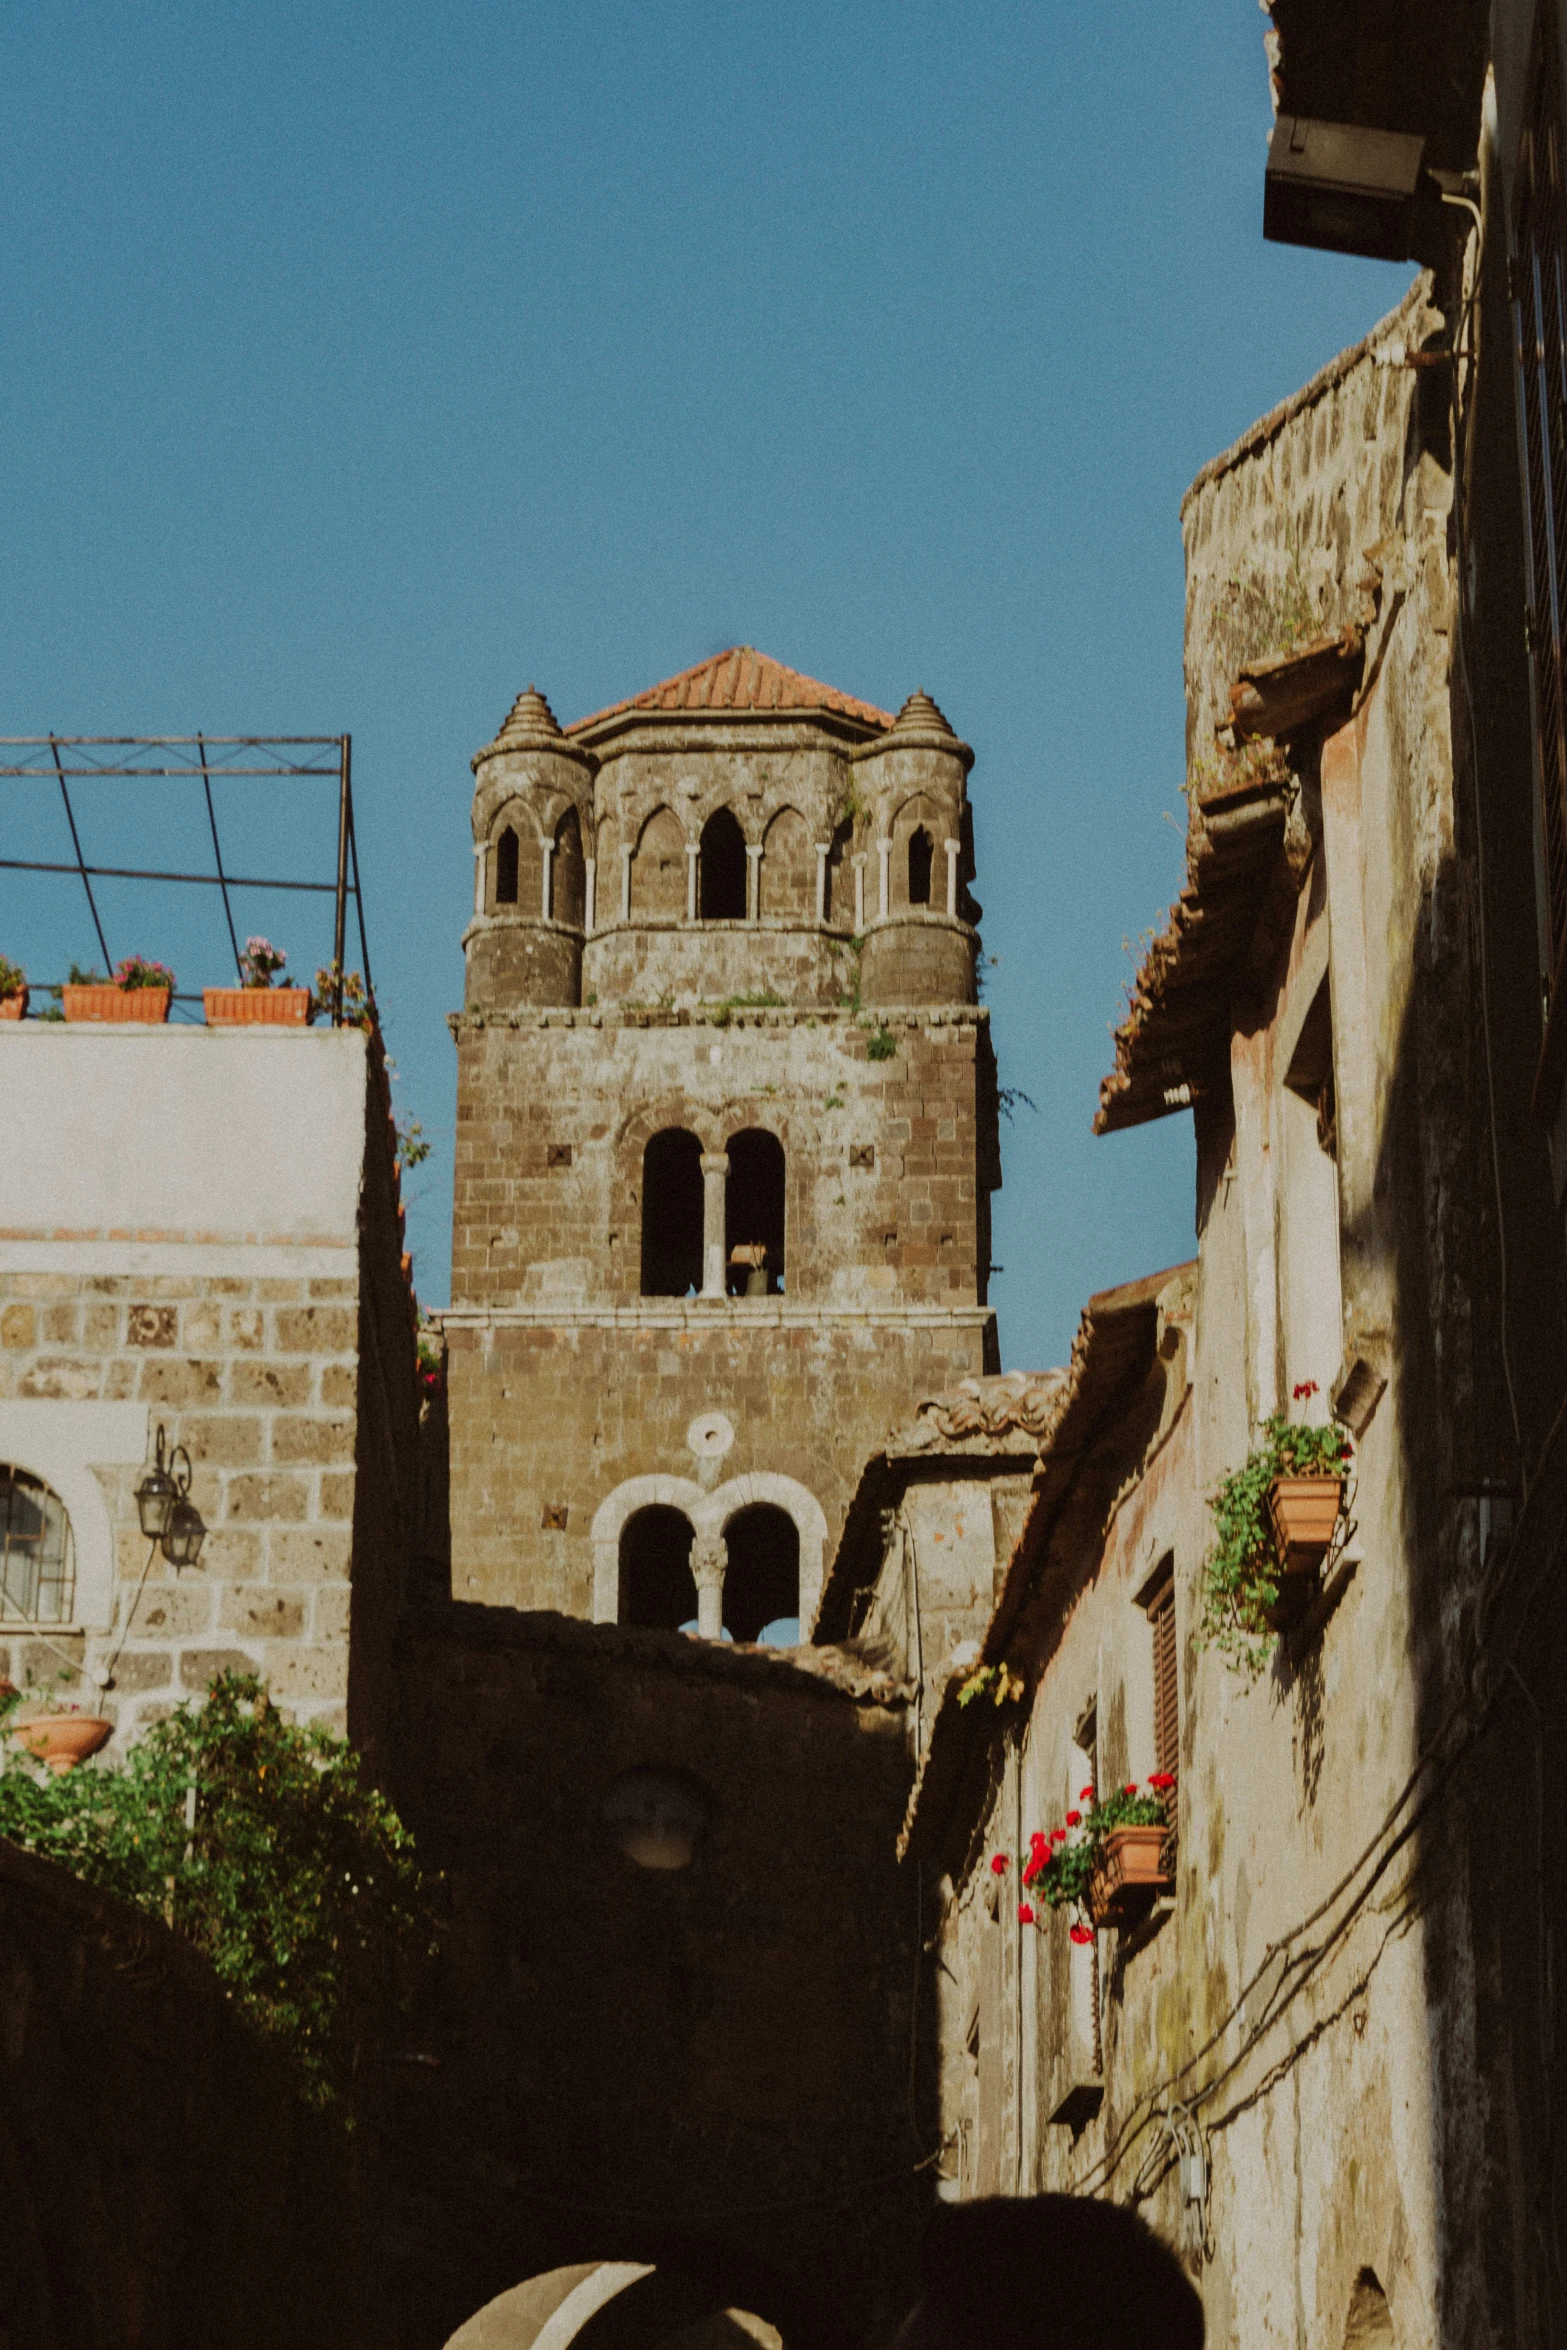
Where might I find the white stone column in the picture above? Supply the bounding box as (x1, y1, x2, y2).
(584, 856, 597, 934)
(473, 844, 486, 917)
(686, 842, 700, 922)
(746, 843, 763, 923)
(814, 843, 829, 921)
(700, 1152, 729, 1299)
(945, 837, 960, 917)
(854, 855, 866, 931)
(620, 844, 634, 923)
(690, 1533, 728, 1640)
(877, 837, 892, 921)
(541, 840, 555, 921)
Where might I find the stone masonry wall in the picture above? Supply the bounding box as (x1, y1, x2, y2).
(449, 1006, 998, 1309)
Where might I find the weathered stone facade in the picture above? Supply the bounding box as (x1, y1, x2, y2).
(442, 651, 1001, 1641)
(0, 1024, 419, 1745)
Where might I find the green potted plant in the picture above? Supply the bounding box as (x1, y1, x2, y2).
(1015, 1775, 1176, 1935)
(0, 956, 27, 1020)
(1198, 1381, 1353, 1670)
(63, 956, 175, 1023)
(204, 935, 312, 1026)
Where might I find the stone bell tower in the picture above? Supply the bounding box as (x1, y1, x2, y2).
(443, 648, 1002, 1643)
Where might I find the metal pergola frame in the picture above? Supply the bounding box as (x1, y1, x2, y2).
(0, 735, 371, 1024)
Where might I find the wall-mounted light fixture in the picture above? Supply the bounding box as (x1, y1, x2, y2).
(134, 1424, 207, 1570)
(1264, 117, 1428, 260)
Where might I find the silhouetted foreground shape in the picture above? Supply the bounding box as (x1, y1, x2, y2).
(896, 2195, 1203, 2350)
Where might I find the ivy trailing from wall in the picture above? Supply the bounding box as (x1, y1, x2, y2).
(0, 1672, 436, 2103)
(1197, 1400, 1353, 1675)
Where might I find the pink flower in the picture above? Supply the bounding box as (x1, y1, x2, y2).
(1069, 1924, 1094, 1946)
(990, 1853, 1009, 1875)
(1017, 1902, 1035, 1925)
(1065, 1809, 1081, 1827)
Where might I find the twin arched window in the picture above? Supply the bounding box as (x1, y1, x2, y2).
(618, 1502, 800, 1644)
(0, 1465, 75, 1625)
(638, 1127, 785, 1298)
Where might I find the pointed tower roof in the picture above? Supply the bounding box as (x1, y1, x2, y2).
(891, 688, 958, 736)
(566, 647, 894, 736)
(472, 684, 571, 770)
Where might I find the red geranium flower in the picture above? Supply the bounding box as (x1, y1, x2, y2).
(1050, 1827, 1067, 1844)
(1124, 1782, 1139, 1796)
(1149, 1772, 1175, 1791)
(1017, 1902, 1035, 1925)
(1069, 1924, 1094, 1946)
(1065, 1809, 1081, 1827)
(1293, 1379, 1319, 1401)
(1030, 1830, 1048, 1852)
(1080, 1784, 1095, 1801)
(990, 1853, 1009, 1875)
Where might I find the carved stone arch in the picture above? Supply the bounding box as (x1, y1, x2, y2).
(591, 1475, 705, 1622)
(632, 805, 687, 918)
(488, 797, 546, 915)
(761, 805, 811, 918)
(698, 805, 749, 920)
(707, 1471, 828, 1635)
(888, 791, 942, 912)
(551, 805, 586, 927)
(611, 1102, 724, 1294)
(0, 1400, 147, 1634)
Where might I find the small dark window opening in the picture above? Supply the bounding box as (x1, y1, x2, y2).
(725, 1127, 786, 1295)
(619, 1506, 698, 1629)
(495, 826, 520, 905)
(908, 825, 934, 906)
(824, 816, 853, 924)
(640, 1129, 704, 1297)
(722, 1505, 800, 1644)
(700, 808, 748, 920)
(552, 807, 586, 927)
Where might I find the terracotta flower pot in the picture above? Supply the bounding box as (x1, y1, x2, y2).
(11, 1715, 113, 1773)
(203, 987, 312, 1026)
(1088, 1823, 1171, 1929)
(63, 985, 171, 1024)
(0, 989, 26, 1020)
(1268, 1474, 1344, 1573)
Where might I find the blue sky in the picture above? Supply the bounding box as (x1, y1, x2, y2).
(1, 2, 1412, 1369)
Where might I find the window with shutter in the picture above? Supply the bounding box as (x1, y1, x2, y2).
(1139, 1556, 1179, 1873)
(1514, 0, 1567, 985)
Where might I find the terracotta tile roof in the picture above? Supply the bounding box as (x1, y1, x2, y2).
(566, 647, 894, 735)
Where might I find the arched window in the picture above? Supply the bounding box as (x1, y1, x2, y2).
(632, 807, 686, 918)
(725, 1128, 785, 1295)
(494, 826, 520, 906)
(1, 1465, 75, 1624)
(761, 807, 811, 918)
(824, 816, 853, 924)
(619, 1506, 698, 1630)
(908, 825, 934, 906)
(699, 808, 748, 920)
(722, 1505, 799, 1644)
(551, 807, 585, 927)
(640, 1128, 705, 1297)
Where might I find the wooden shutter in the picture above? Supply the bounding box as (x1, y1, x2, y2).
(1515, 0, 1567, 983)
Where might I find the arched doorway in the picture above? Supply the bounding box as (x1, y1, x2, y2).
(699, 809, 748, 920)
(619, 1506, 698, 1630)
(641, 1129, 704, 1297)
(722, 1505, 799, 1645)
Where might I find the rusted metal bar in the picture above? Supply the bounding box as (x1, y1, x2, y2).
(49, 736, 111, 971)
(0, 859, 345, 893)
(198, 735, 245, 982)
(332, 737, 350, 1026)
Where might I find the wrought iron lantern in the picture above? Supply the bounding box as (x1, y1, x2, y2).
(134, 1424, 206, 1569)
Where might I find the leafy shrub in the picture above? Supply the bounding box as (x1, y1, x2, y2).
(0, 955, 25, 999)
(866, 1026, 897, 1061)
(0, 1673, 434, 2102)
(1197, 1384, 1352, 1674)
(311, 965, 374, 1028)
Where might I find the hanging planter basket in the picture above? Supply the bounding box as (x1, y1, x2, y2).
(1268, 1474, 1344, 1571)
(11, 1715, 113, 1774)
(64, 986, 170, 1024)
(1088, 1823, 1171, 1929)
(203, 988, 312, 1026)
